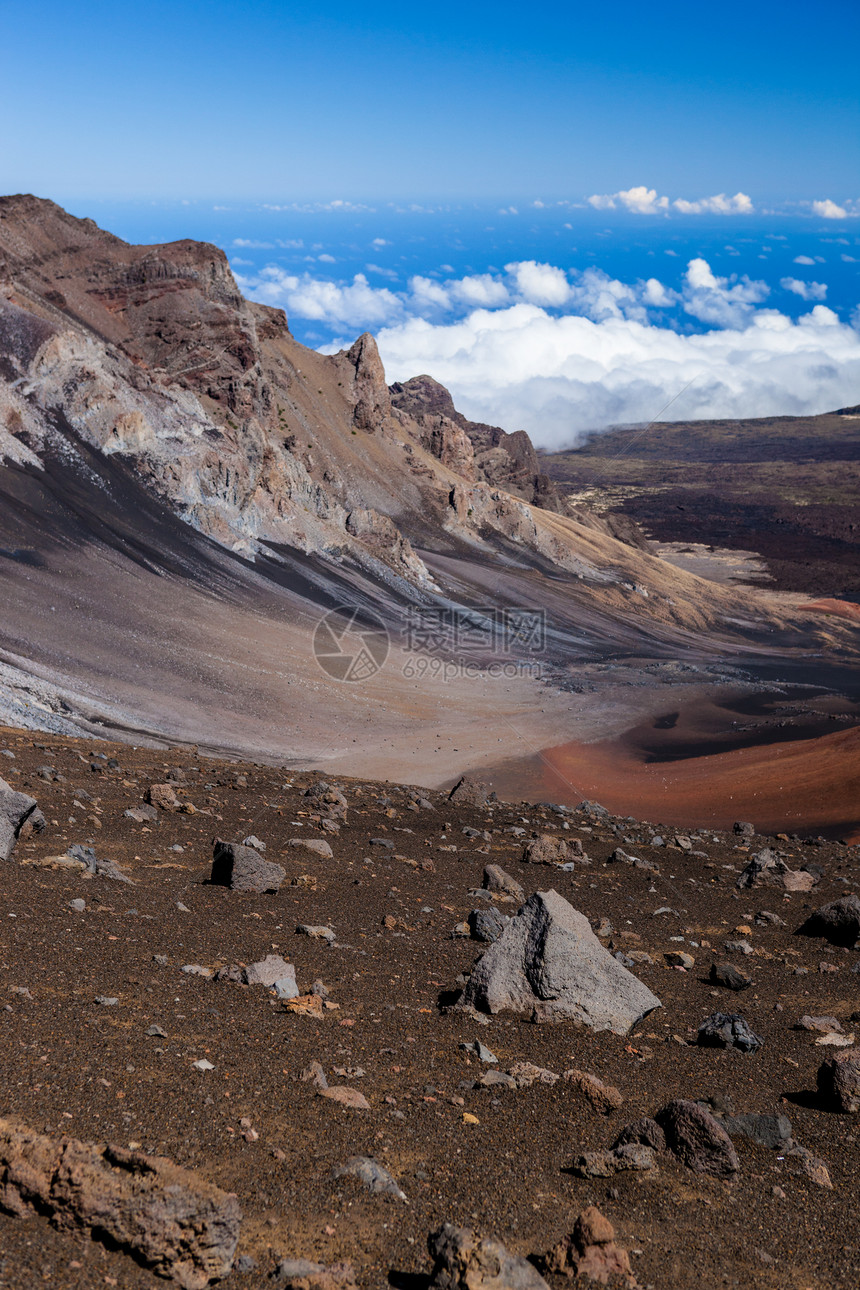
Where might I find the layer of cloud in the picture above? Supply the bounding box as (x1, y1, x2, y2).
(236, 255, 860, 448)
(238, 257, 771, 333)
(587, 187, 754, 216)
(375, 305, 860, 447)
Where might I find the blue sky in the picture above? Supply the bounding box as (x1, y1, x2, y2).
(2, 0, 858, 202)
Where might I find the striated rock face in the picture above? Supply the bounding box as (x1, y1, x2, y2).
(0, 1117, 241, 1287)
(0, 198, 432, 586)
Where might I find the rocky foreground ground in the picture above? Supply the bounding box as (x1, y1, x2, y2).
(0, 726, 859, 1289)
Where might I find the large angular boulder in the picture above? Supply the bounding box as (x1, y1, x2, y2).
(457, 890, 661, 1033)
(0, 1118, 240, 1288)
(428, 1222, 548, 1289)
(798, 895, 860, 947)
(0, 778, 45, 860)
(210, 840, 285, 893)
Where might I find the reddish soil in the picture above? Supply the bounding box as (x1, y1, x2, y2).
(489, 725, 860, 844)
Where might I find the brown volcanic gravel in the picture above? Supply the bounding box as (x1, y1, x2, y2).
(0, 726, 859, 1289)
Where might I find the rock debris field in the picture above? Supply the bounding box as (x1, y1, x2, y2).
(0, 726, 859, 1289)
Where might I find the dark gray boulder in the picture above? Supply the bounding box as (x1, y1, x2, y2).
(656, 1100, 740, 1175)
(468, 907, 508, 943)
(722, 1112, 793, 1149)
(798, 895, 860, 947)
(457, 889, 661, 1033)
(709, 961, 752, 991)
(697, 1012, 763, 1053)
(613, 1117, 666, 1153)
(210, 840, 285, 893)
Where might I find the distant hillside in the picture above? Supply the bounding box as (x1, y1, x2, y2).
(544, 411, 860, 599)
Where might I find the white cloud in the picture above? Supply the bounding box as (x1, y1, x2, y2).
(505, 261, 570, 306)
(409, 275, 453, 310)
(673, 192, 754, 215)
(842, 254, 858, 263)
(375, 304, 860, 448)
(318, 253, 336, 264)
(588, 186, 670, 215)
(454, 274, 511, 308)
(781, 277, 828, 301)
(235, 268, 403, 328)
(371, 237, 390, 248)
(812, 199, 849, 220)
(793, 255, 816, 265)
(233, 238, 274, 249)
(588, 188, 753, 216)
(642, 277, 675, 307)
(682, 258, 769, 326)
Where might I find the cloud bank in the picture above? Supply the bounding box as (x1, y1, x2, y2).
(587, 187, 754, 215)
(235, 256, 859, 449)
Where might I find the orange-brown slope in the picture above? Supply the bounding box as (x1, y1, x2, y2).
(491, 724, 860, 842)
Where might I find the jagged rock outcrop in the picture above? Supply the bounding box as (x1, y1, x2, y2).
(390, 373, 561, 510)
(341, 333, 393, 432)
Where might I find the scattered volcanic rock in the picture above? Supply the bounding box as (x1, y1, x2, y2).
(817, 1048, 860, 1112)
(656, 1100, 740, 1176)
(481, 864, 525, 903)
(210, 840, 285, 893)
(539, 1206, 635, 1286)
(0, 1118, 240, 1288)
(66, 843, 132, 883)
(468, 907, 508, 942)
(570, 1144, 657, 1178)
(736, 849, 781, 888)
(562, 1069, 624, 1114)
(447, 777, 492, 808)
(612, 1117, 667, 1153)
(331, 1156, 407, 1201)
(521, 834, 570, 866)
(798, 895, 860, 947)
(0, 779, 44, 860)
(426, 1222, 549, 1289)
(458, 890, 661, 1032)
(722, 1112, 793, 1149)
(273, 1258, 358, 1289)
(147, 783, 182, 812)
(243, 956, 295, 988)
(697, 1012, 763, 1053)
(709, 961, 752, 991)
(288, 838, 334, 859)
